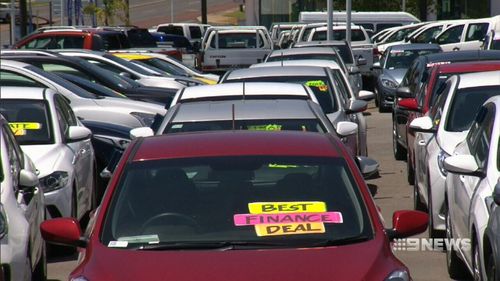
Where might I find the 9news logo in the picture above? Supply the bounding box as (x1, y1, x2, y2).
(392, 238, 471, 252)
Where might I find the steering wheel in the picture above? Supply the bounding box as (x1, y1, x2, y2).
(140, 212, 201, 234)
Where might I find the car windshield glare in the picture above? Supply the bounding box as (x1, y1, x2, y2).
(0, 100, 53, 145)
(445, 85, 500, 132)
(164, 119, 326, 134)
(101, 156, 372, 249)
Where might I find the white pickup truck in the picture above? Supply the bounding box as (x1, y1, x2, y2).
(196, 26, 273, 73)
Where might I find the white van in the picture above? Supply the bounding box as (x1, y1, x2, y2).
(434, 16, 500, 52)
(299, 11, 420, 33)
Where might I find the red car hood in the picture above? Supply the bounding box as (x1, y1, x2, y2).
(76, 235, 402, 281)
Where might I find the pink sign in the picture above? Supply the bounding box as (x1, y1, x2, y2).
(234, 212, 343, 226)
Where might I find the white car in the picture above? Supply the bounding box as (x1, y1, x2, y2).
(410, 71, 500, 238)
(0, 59, 166, 128)
(0, 87, 96, 221)
(443, 96, 500, 280)
(55, 50, 203, 89)
(0, 114, 46, 281)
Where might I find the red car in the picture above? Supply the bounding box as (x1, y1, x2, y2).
(40, 131, 427, 281)
(398, 60, 500, 187)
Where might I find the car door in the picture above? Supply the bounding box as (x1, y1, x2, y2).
(54, 96, 92, 217)
(460, 22, 490, 51)
(2, 123, 43, 266)
(436, 24, 466, 52)
(453, 105, 494, 262)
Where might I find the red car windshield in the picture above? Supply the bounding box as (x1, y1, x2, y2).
(101, 156, 372, 249)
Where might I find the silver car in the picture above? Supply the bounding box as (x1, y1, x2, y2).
(0, 59, 166, 128)
(221, 65, 370, 156)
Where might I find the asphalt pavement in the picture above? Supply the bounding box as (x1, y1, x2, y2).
(46, 101, 464, 281)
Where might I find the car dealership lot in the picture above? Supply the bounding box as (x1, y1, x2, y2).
(45, 102, 458, 281)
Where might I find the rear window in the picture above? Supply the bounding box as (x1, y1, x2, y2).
(267, 53, 344, 69)
(165, 119, 326, 134)
(158, 25, 185, 36)
(445, 85, 500, 132)
(95, 33, 130, 50)
(312, 30, 366, 42)
(0, 100, 54, 145)
(126, 29, 157, 48)
(376, 23, 402, 32)
(210, 32, 266, 49)
(189, 26, 202, 39)
(385, 49, 440, 69)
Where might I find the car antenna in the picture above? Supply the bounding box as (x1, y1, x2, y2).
(232, 103, 236, 130)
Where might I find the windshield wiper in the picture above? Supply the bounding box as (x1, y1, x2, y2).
(130, 241, 290, 251)
(309, 235, 372, 247)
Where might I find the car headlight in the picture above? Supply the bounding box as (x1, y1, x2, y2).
(0, 204, 7, 239)
(39, 171, 69, 193)
(130, 112, 156, 127)
(385, 269, 410, 281)
(437, 150, 450, 177)
(381, 78, 398, 89)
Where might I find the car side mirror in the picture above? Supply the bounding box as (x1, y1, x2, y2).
(444, 154, 485, 177)
(335, 121, 358, 137)
(130, 127, 155, 139)
(348, 65, 360, 74)
(398, 98, 420, 112)
(357, 57, 367, 66)
(67, 126, 92, 142)
(356, 156, 379, 179)
(19, 169, 38, 189)
(493, 180, 500, 205)
(395, 86, 413, 98)
(40, 218, 86, 248)
(119, 72, 132, 79)
(387, 210, 428, 240)
(372, 62, 381, 69)
(409, 116, 436, 133)
(358, 90, 375, 101)
(345, 100, 367, 114)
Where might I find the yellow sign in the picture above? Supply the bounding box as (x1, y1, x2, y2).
(305, 80, 328, 92)
(248, 201, 326, 214)
(8, 122, 42, 136)
(247, 124, 282, 131)
(268, 164, 299, 169)
(255, 223, 325, 236)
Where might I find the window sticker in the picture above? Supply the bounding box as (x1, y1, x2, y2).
(234, 201, 343, 237)
(247, 124, 282, 131)
(117, 234, 160, 244)
(305, 80, 328, 92)
(8, 122, 42, 136)
(108, 241, 128, 248)
(268, 164, 299, 169)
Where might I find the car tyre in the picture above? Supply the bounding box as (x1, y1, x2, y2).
(406, 152, 415, 185)
(413, 175, 426, 211)
(392, 119, 406, 160)
(486, 251, 496, 281)
(32, 242, 47, 281)
(446, 206, 471, 279)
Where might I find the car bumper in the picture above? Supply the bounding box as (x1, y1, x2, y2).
(1, 230, 30, 281)
(376, 84, 397, 107)
(428, 155, 446, 231)
(44, 180, 73, 219)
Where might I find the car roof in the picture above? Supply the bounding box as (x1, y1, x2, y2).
(387, 43, 441, 51)
(0, 59, 33, 68)
(434, 60, 500, 74)
(172, 100, 318, 122)
(252, 60, 341, 70)
(422, 50, 500, 64)
(113, 53, 152, 60)
(0, 86, 54, 100)
(293, 40, 347, 48)
(226, 66, 327, 80)
(269, 47, 337, 56)
(132, 130, 343, 161)
(458, 71, 500, 89)
(179, 83, 309, 101)
(314, 25, 364, 31)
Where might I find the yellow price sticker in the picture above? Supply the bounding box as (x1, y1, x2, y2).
(254, 223, 325, 236)
(248, 202, 326, 214)
(8, 122, 42, 136)
(247, 124, 282, 131)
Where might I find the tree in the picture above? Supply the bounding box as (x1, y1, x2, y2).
(83, 0, 129, 25)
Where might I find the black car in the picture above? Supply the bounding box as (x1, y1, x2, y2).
(3, 54, 177, 105)
(391, 50, 500, 162)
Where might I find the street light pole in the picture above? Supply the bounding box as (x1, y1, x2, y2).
(327, 0, 332, 41)
(201, 0, 207, 24)
(346, 0, 351, 44)
(170, 0, 173, 22)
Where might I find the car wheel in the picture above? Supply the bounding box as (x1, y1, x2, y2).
(392, 119, 406, 160)
(486, 251, 496, 281)
(374, 88, 379, 107)
(428, 183, 444, 238)
(406, 151, 415, 185)
(32, 242, 47, 281)
(473, 240, 483, 281)
(413, 175, 426, 211)
(445, 205, 470, 279)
